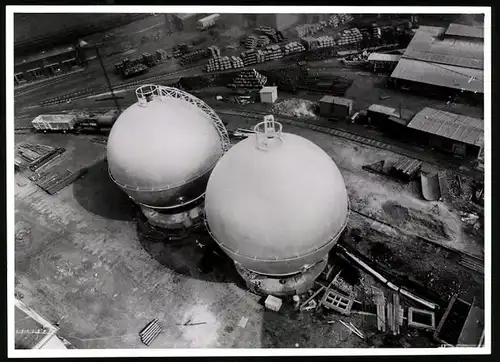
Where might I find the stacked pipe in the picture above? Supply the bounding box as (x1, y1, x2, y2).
(207, 45, 221, 58)
(179, 49, 207, 65)
(336, 28, 363, 47)
(240, 49, 265, 66)
(262, 44, 283, 62)
(139, 319, 162, 346)
(283, 41, 306, 55)
(300, 36, 319, 51)
(339, 14, 354, 24)
(244, 35, 258, 49)
(257, 35, 271, 48)
(316, 36, 336, 49)
(230, 56, 244, 69)
(206, 56, 233, 72)
(229, 69, 267, 89)
(328, 15, 341, 28)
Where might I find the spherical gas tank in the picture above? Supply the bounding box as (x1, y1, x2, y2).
(107, 87, 225, 209)
(205, 119, 349, 276)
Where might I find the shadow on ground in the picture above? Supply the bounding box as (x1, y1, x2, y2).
(136, 217, 246, 285)
(72, 159, 135, 221)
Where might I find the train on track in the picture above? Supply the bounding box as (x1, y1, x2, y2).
(30, 110, 119, 135)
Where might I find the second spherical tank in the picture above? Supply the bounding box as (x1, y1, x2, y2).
(107, 93, 224, 209)
(204, 122, 349, 276)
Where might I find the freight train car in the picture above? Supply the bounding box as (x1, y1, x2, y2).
(32, 114, 78, 133)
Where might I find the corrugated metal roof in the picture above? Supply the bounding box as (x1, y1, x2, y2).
(445, 23, 484, 39)
(402, 26, 484, 70)
(407, 107, 483, 146)
(368, 53, 401, 62)
(15, 45, 76, 67)
(368, 104, 397, 116)
(320, 96, 353, 107)
(390, 58, 483, 93)
(320, 95, 335, 104)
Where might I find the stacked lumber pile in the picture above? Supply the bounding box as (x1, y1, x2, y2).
(316, 36, 336, 49)
(207, 45, 221, 58)
(16, 143, 60, 170)
(155, 49, 168, 61)
(295, 23, 324, 38)
(206, 56, 232, 72)
(179, 49, 207, 65)
(240, 49, 265, 66)
(255, 26, 283, 43)
(229, 56, 244, 69)
(390, 157, 422, 182)
(257, 35, 271, 48)
(328, 14, 354, 28)
(244, 35, 258, 49)
(229, 69, 267, 89)
(283, 41, 306, 55)
(300, 36, 319, 51)
(372, 24, 382, 40)
(30, 167, 87, 195)
(337, 28, 363, 47)
(262, 44, 283, 62)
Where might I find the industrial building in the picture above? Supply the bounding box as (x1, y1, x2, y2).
(14, 44, 83, 86)
(172, 13, 204, 32)
(390, 24, 484, 100)
(259, 86, 278, 104)
(367, 53, 401, 72)
(405, 107, 484, 158)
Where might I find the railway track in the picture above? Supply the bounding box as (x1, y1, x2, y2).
(349, 208, 484, 274)
(214, 107, 482, 180)
(37, 64, 205, 107)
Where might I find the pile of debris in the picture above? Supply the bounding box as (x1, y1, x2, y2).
(271, 98, 318, 119)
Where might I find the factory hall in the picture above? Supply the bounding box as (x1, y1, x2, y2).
(11, 8, 488, 355)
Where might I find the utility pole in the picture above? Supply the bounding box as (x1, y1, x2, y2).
(96, 46, 121, 113)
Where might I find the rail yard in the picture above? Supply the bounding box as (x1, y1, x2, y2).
(12, 11, 487, 352)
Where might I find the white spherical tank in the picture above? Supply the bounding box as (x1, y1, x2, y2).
(205, 119, 349, 277)
(107, 85, 229, 210)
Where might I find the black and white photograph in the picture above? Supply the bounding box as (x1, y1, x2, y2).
(7, 5, 490, 357)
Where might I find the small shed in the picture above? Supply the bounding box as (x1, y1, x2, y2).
(367, 53, 401, 72)
(259, 86, 278, 104)
(319, 96, 354, 119)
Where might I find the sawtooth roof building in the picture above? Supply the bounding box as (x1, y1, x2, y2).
(390, 23, 484, 101)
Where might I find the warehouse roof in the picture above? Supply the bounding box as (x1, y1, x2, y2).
(260, 86, 277, 93)
(15, 44, 76, 67)
(402, 26, 484, 70)
(368, 104, 397, 116)
(368, 53, 401, 62)
(320, 96, 353, 106)
(407, 107, 483, 146)
(390, 58, 483, 93)
(445, 23, 484, 39)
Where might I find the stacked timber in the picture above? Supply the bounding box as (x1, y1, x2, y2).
(262, 44, 283, 62)
(206, 56, 233, 72)
(316, 36, 336, 49)
(257, 35, 271, 48)
(339, 14, 354, 24)
(255, 26, 283, 43)
(337, 28, 363, 47)
(390, 157, 422, 182)
(300, 36, 319, 51)
(295, 23, 324, 38)
(283, 41, 306, 55)
(141, 52, 155, 66)
(207, 45, 221, 58)
(29, 147, 65, 172)
(179, 49, 207, 65)
(17, 143, 55, 163)
(32, 167, 88, 195)
(155, 49, 168, 61)
(372, 24, 382, 40)
(230, 56, 244, 69)
(240, 49, 265, 66)
(244, 35, 258, 49)
(229, 69, 267, 89)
